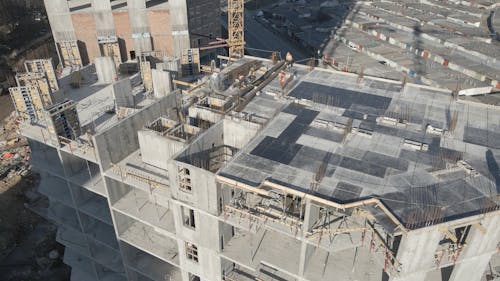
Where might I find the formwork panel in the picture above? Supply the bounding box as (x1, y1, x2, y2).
(9, 86, 46, 122)
(16, 73, 53, 105)
(24, 59, 59, 92)
(58, 41, 83, 67)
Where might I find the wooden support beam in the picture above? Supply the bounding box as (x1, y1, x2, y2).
(172, 79, 196, 87)
(473, 223, 487, 234)
(216, 175, 407, 234)
(217, 55, 239, 62)
(439, 227, 458, 243)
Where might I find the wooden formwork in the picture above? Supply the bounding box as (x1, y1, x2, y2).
(57, 41, 82, 67)
(181, 48, 201, 76)
(99, 40, 122, 68)
(45, 100, 82, 145)
(9, 86, 46, 122)
(139, 60, 153, 92)
(16, 72, 53, 106)
(24, 59, 59, 91)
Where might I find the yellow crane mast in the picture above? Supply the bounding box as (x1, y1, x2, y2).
(227, 0, 245, 59)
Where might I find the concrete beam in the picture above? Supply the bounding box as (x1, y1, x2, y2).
(391, 228, 442, 281)
(92, 0, 112, 11)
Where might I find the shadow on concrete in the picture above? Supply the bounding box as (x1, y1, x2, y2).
(0, 173, 70, 281)
(486, 149, 500, 193)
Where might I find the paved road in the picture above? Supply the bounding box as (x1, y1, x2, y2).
(221, 11, 309, 61)
(244, 11, 309, 60)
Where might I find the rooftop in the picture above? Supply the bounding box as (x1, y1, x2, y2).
(219, 67, 500, 233)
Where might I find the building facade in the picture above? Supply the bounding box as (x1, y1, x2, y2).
(44, 0, 220, 68)
(16, 54, 500, 281)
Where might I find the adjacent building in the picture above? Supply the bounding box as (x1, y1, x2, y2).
(44, 0, 220, 68)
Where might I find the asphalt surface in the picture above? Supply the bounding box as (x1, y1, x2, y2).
(221, 11, 309, 61)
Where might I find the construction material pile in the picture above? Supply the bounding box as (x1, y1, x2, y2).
(0, 112, 30, 182)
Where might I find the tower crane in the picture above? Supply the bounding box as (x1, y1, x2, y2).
(227, 0, 245, 59)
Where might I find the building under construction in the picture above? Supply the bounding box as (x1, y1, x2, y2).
(9, 0, 500, 281)
(44, 0, 220, 67)
(12, 48, 500, 281)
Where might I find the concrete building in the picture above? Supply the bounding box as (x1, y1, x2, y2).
(318, 0, 500, 92)
(44, 0, 220, 68)
(14, 46, 500, 281)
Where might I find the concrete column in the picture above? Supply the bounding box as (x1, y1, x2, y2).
(169, 0, 191, 57)
(448, 253, 494, 281)
(127, 0, 152, 53)
(92, 0, 115, 34)
(448, 215, 500, 281)
(43, 0, 76, 41)
(298, 200, 319, 276)
(456, 215, 500, 258)
(391, 228, 442, 281)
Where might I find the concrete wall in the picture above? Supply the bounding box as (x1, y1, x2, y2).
(138, 130, 184, 170)
(449, 215, 500, 281)
(391, 228, 443, 281)
(113, 78, 134, 108)
(223, 118, 261, 149)
(189, 107, 224, 124)
(95, 57, 117, 84)
(173, 199, 223, 281)
(128, 0, 152, 53)
(93, 91, 181, 171)
(152, 69, 173, 98)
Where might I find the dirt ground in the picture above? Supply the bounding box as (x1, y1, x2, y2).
(0, 104, 71, 281)
(0, 174, 70, 281)
(0, 95, 14, 121)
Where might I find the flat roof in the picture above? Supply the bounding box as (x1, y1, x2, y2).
(219, 68, 500, 232)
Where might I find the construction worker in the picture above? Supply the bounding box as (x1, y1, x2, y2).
(285, 52, 294, 68)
